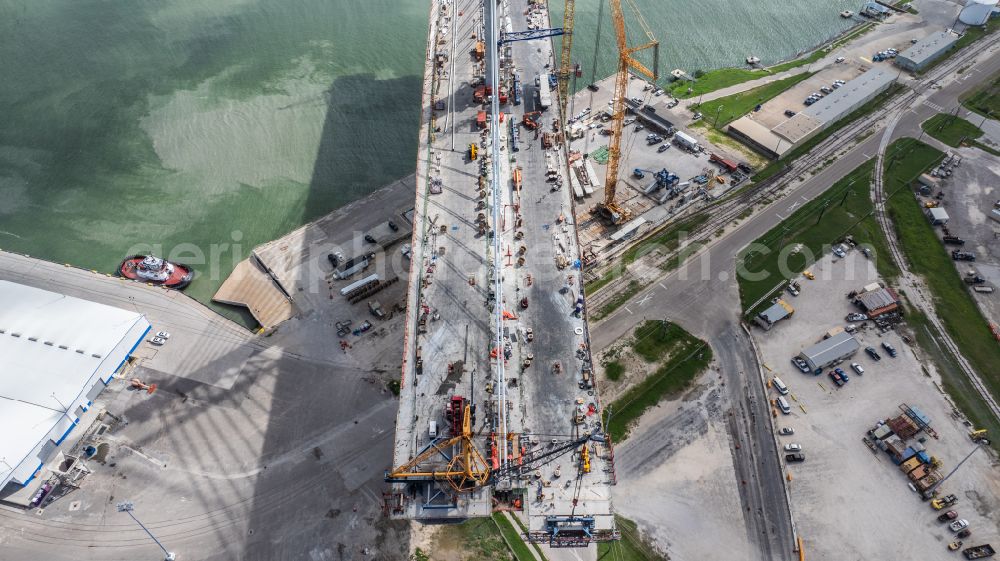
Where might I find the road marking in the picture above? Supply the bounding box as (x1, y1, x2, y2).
(635, 293, 653, 306)
(775, 213, 785, 220)
(786, 201, 801, 213)
(623, 306, 633, 314)
(924, 101, 943, 111)
(658, 282, 667, 290)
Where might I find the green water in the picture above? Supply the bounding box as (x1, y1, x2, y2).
(0, 0, 856, 324)
(0, 0, 429, 322)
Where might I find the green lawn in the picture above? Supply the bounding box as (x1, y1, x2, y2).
(752, 84, 903, 183)
(604, 360, 625, 381)
(604, 321, 712, 442)
(436, 517, 516, 561)
(882, 137, 1000, 432)
(695, 72, 814, 130)
(738, 160, 899, 312)
(492, 513, 537, 561)
(597, 516, 667, 561)
(963, 72, 1000, 119)
(921, 113, 984, 147)
(668, 53, 821, 100)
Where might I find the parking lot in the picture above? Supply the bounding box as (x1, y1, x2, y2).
(752, 250, 1000, 559)
(928, 145, 1000, 326)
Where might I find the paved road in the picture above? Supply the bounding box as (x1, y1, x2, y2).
(591, 32, 1000, 561)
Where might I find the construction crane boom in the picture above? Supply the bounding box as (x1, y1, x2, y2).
(557, 0, 575, 119)
(600, 0, 658, 224)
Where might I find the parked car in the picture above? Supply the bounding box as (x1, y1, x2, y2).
(149, 337, 166, 346)
(938, 510, 959, 522)
(845, 323, 858, 333)
(846, 313, 868, 322)
(956, 528, 971, 539)
(155, 331, 171, 340)
(835, 56, 846, 63)
(784, 109, 797, 117)
(829, 371, 844, 387)
(835, 367, 849, 382)
(792, 357, 811, 373)
(784, 443, 802, 452)
(832, 245, 847, 258)
(779, 427, 795, 435)
(388, 220, 399, 231)
(881, 342, 898, 358)
(785, 452, 805, 462)
(851, 362, 864, 375)
(364, 234, 377, 244)
(657, 144, 670, 153)
(949, 519, 969, 532)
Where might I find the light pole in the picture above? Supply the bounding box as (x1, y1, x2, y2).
(117, 501, 176, 561)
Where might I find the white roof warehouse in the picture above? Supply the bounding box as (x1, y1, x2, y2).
(0, 281, 150, 489)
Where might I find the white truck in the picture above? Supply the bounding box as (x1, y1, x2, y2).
(538, 74, 551, 109)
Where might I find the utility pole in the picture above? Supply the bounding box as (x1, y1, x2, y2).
(840, 180, 854, 206)
(714, 105, 725, 128)
(816, 201, 831, 224)
(117, 501, 176, 561)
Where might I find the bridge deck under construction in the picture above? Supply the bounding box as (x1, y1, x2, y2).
(389, 0, 615, 543)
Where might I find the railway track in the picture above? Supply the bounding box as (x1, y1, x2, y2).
(871, 46, 1000, 423)
(587, 29, 1000, 313)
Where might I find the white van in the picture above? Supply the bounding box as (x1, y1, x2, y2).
(776, 396, 791, 415)
(429, 421, 438, 439)
(772, 377, 789, 396)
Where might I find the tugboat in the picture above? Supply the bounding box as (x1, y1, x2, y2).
(117, 255, 194, 289)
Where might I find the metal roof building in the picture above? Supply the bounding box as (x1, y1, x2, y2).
(896, 30, 960, 72)
(0, 281, 150, 490)
(754, 299, 794, 330)
(801, 67, 897, 124)
(798, 331, 860, 372)
(729, 67, 895, 159)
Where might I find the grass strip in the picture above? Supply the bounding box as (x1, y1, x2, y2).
(597, 515, 667, 561)
(492, 512, 537, 561)
(737, 160, 899, 312)
(695, 72, 814, 130)
(882, 137, 1000, 416)
(604, 321, 712, 442)
(921, 113, 984, 147)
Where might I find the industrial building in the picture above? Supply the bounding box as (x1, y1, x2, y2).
(798, 331, 860, 372)
(959, 0, 999, 26)
(754, 299, 794, 330)
(854, 285, 902, 318)
(0, 281, 150, 491)
(728, 67, 897, 159)
(895, 30, 960, 72)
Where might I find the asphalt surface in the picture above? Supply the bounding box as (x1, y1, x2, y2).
(590, 33, 1000, 561)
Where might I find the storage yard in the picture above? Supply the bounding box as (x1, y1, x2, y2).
(752, 249, 1000, 559)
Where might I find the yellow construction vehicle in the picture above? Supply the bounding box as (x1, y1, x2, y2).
(597, 0, 658, 224)
(580, 443, 591, 474)
(384, 403, 490, 492)
(469, 143, 478, 161)
(969, 428, 988, 442)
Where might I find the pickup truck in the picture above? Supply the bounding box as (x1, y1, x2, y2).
(938, 510, 959, 522)
(829, 371, 845, 387)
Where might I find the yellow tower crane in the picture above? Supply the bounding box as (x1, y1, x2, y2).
(598, 0, 658, 224)
(557, 0, 576, 120)
(385, 404, 491, 492)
